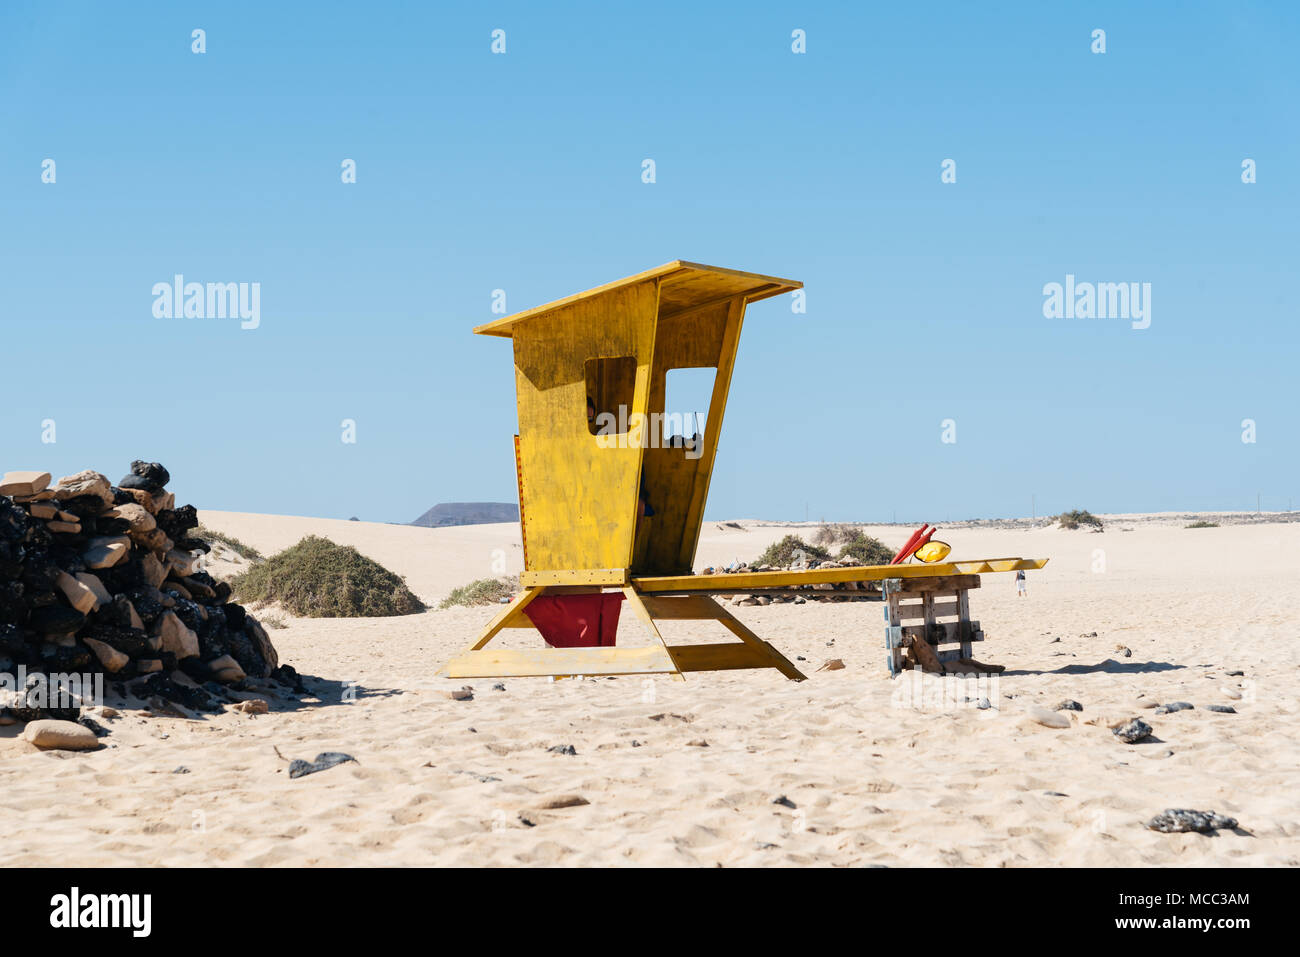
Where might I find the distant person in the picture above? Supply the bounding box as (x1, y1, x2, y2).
(1016, 568, 1027, 597)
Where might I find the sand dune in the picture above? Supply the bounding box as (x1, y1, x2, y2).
(2, 511, 1296, 866)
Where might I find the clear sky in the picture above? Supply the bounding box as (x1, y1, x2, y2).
(2, 1, 1296, 524)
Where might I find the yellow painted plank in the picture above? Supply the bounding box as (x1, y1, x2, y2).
(712, 612, 808, 681)
(633, 558, 1048, 593)
(666, 642, 774, 673)
(444, 646, 680, 678)
(520, 569, 630, 587)
(467, 586, 544, 651)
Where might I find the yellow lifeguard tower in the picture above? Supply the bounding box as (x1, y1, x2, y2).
(442, 261, 1046, 681)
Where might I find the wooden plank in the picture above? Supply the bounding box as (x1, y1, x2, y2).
(472, 260, 801, 337)
(885, 587, 903, 676)
(666, 642, 775, 672)
(957, 589, 973, 658)
(514, 434, 529, 570)
(520, 568, 630, 587)
(444, 646, 679, 678)
(901, 621, 983, 644)
(896, 575, 981, 593)
(466, 586, 545, 651)
(633, 562, 1036, 592)
(639, 587, 882, 599)
(706, 598, 807, 681)
(896, 599, 960, 621)
(621, 586, 685, 682)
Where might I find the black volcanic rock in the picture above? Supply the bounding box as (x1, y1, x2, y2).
(2, 461, 284, 703)
(30, 604, 86, 634)
(118, 460, 170, 494)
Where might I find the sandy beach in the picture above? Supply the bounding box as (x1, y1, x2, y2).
(2, 511, 1296, 867)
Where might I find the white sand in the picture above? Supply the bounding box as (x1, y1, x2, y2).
(2, 512, 1296, 866)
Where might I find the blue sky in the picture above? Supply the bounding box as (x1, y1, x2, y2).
(1, 1, 1296, 523)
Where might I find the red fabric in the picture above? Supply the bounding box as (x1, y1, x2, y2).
(524, 594, 624, 648)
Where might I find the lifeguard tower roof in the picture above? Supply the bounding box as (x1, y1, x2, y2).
(472, 260, 801, 337)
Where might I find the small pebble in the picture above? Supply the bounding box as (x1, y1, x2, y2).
(1113, 718, 1153, 744)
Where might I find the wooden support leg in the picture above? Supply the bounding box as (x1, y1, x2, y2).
(701, 598, 807, 681)
(622, 586, 685, 681)
(883, 578, 904, 676)
(469, 586, 545, 650)
(957, 588, 973, 659)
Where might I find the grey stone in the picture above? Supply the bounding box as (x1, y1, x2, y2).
(1113, 718, 1153, 744)
(1146, 809, 1237, 833)
(288, 751, 356, 779)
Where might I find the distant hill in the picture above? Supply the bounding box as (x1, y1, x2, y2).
(410, 502, 519, 528)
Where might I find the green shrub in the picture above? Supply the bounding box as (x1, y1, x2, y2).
(753, 535, 831, 568)
(439, 578, 518, 609)
(836, 530, 895, 566)
(1185, 520, 1219, 529)
(1057, 509, 1103, 531)
(231, 535, 424, 617)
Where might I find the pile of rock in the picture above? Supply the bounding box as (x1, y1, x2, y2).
(700, 559, 883, 606)
(1, 462, 279, 701)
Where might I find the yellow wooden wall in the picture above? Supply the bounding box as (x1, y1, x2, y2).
(512, 279, 658, 572)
